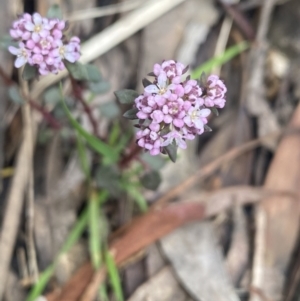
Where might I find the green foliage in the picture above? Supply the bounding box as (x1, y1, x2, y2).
(8, 86, 24, 104)
(124, 184, 148, 212)
(47, 4, 63, 19)
(114, 89, 139, 104)
(89, 81, 111, 94)
(191, 41, 249, 79)
(100, 102, 120, 119)
(164, 143, 178, 163)
(0, 35, 17, 49)
(89, 191, 102, 269)
(22, 64, 38, 81)
(44, 87, 61, 105)
(140, 153, 166, 171)
(105, 250, 124, 301)
(140, 170, 161, 191)
(59, 83, 118, 163)
(26, 207, 89, 301)
(123, 108, 138, 119)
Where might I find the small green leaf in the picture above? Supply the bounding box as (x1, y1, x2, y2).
(204, 124, 212, 132)
(142, 78, 152, 88)
(164, 143, 178, 163)
(0, 35, 17, 49)
(85, 64, 102, 82)
(96, 165, 123, 197)
(99, 102, 120, 119)
(47, 4, 63, 19)
(22, 64, 38, 81)
(114, 89, 139, 104)
(89, 81, 110, 94)
(44, 87, 61, 105)
(211, 107, 219, 116)
(123, 108, 138, 120)
(140, 153, 166, 171)
(140, 170, 161, 190)
(8, 86, 24, 104)
(65, 61, 89, 81)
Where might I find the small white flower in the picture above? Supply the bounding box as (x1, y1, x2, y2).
(8, 43, 30, 68)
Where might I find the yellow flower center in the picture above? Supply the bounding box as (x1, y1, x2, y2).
(59, 46, 65, 56)
(158, 87, 167, 95)
(40, 39, 49, 49)
(34, 25, 42, 33)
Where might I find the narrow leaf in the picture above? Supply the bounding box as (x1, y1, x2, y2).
(191, 41, 249, 79)
(125, 185, 148, 212)
(89, 191, 102, 269)
(105, 250, 124, 301)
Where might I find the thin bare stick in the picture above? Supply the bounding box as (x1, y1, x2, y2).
(26, 168, 39, 284)
(67, 0, 143, 22)
(0, 101, 35, 300)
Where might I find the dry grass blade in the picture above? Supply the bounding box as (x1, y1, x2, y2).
(0, 103, 36, 300)
(251, 101, 300, 301)
(43, 185, 296, 301)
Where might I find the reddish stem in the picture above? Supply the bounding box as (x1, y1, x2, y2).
(28, 99, 62, 130)
(70, 77, 100, 138)
(0, 65, 61, 130)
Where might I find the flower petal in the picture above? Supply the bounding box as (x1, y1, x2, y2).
(64, 52, 76, 63)
(8, 46, 19, 55)
(15, 56, 27, 68)
(144, 85, 159, 94)
(33, 13, 42, 25)
(24, 22, 34, 31)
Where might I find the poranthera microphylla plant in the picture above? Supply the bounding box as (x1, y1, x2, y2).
(9, 12, 80, 75)
(119, 60, 227, 162)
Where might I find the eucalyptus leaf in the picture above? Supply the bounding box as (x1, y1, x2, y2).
(114, 89, 139, 104)
(123, 108, 138, 120)
(47, 4, 63, 19)
(164, 143, 178, 163)
(8, 86, 24, 104)
(140, 170, 161, 191)
(22, 64, 38, 81)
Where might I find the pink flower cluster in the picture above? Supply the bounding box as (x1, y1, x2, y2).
(8, 13, 80, 75)
(134, 60, 227, 156)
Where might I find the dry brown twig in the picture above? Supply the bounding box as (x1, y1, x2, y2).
(0, 82, 36, 300)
